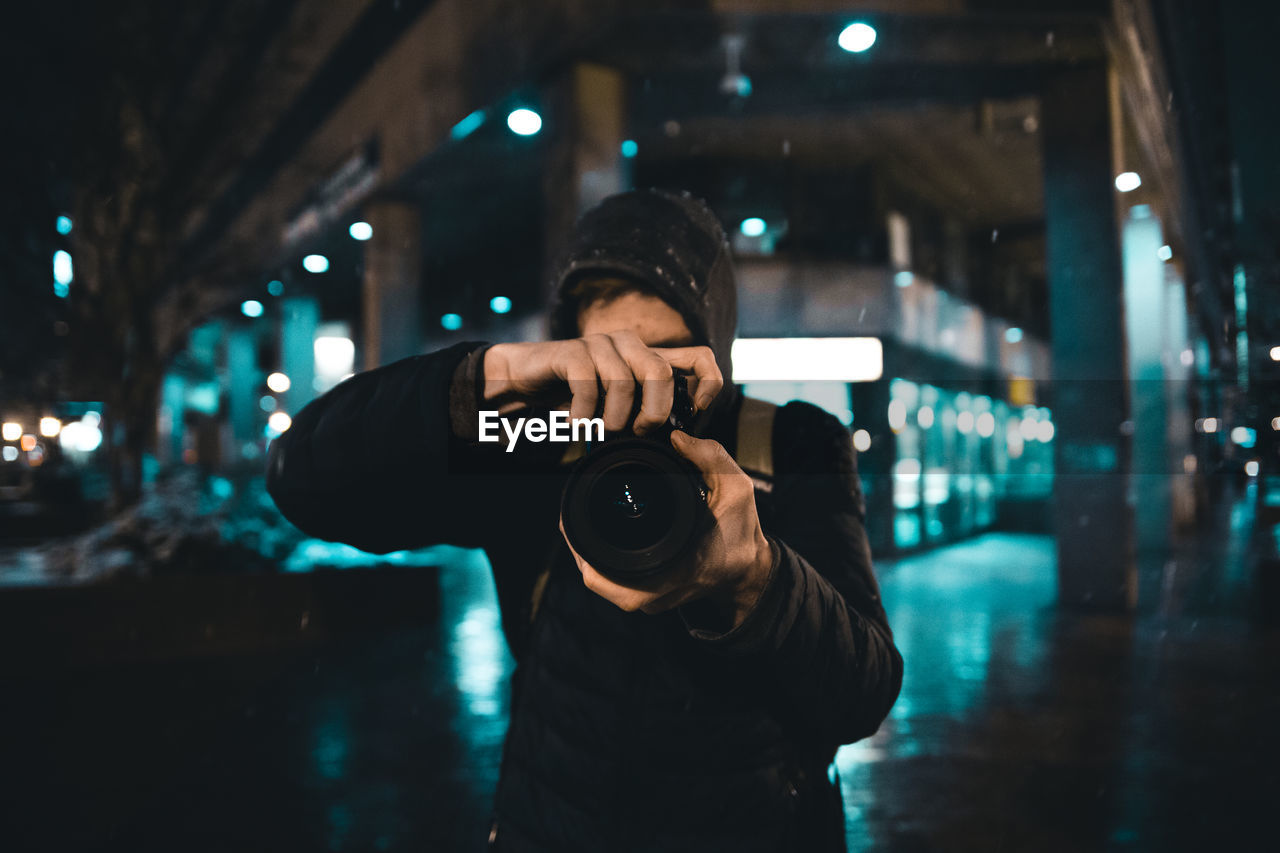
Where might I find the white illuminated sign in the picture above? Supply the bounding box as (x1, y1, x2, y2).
(731, 338, 883, 382)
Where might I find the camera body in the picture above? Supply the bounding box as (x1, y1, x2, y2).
(559, 375, 709, 583)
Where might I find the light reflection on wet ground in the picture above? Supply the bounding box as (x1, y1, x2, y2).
(4, 486, 1279, 851)
(839, 485, 1280, 852)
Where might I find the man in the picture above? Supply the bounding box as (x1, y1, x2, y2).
(267, 189, 902, 851)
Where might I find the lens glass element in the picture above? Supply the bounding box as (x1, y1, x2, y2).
(587, 463, 677, 551)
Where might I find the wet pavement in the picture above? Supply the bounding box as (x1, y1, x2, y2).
(3, 485, 1279, 851)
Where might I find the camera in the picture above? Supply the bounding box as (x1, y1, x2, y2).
(559, 374, 709, 583)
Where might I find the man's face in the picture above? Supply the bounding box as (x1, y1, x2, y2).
(577, 288, 695, 348)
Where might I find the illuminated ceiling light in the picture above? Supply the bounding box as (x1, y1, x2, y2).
(266, 372, 291, 393)
(620, 139, 638, 158)
(1157, 245, 1173, 261)
(956, 411, 975, 434)
(852, 429, 872, 452)
(838, 22, 877, 53)
(56, 215, 73, 235)
(68, 420, 102, 452)
(1245, 460, 1260, 477)
(976, 412, 996, 438)
(1195, 417, 1222, 434)
(267, 279, 284, 297)
(1231, 426, 1256, 448)
(450, 109, 486, 140)
(1115, 171, 1142, 192)
(506, 108, 542, 136)
(441, 313, 463, 331)
(1269, 345, 1280, 361)
(1, 446, 16, 462)
(1271, 416, 1280, 431)
(2, 422, 21, 442)
(740, 217, 767, 237)
(917, 406, 935, 429)
(490, 296, 512, 314)
(348, 221, 373, 241)
(39, 417, 61, 438)
(732, 337, 883, 382)
(53, 250, 73, 285)
(1005, 327, 1023, 344)
(302, 254, 329, 274)
(241, 300, 264, 318)
(267, 412, 292, 435)
(894, 271, 914, 288)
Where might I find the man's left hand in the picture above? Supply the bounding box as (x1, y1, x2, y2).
(559, 430, 775, 629)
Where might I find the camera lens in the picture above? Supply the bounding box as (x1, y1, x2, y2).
(560, 438, 708, 581)
(587, 463, 677, 551)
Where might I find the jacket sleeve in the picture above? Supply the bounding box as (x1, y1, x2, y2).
(681, 401, 903, 746)
(266, 341, 549, 553)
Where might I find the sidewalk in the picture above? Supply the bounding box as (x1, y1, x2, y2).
(2, 493, 1277, 851)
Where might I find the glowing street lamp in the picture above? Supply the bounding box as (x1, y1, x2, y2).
(838, 22, 877, 53)
(507, 108, 542, 136)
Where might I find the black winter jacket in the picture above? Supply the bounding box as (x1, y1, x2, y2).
(266, 190, 902, 852)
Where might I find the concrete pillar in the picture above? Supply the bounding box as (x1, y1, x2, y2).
(362, 201, 423, 370)
(850, 379, 894, 555)
(571, 64, 629, 213)
(542, 63, 629, 300)
(1163, 266, 1196, 530)
(1122, 206, 1170, 553)
(281, 296, 319, 415)
(1041, 66, 1136, 609)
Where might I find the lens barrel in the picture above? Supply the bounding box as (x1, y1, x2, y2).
(560, 373, 708, 582)
(560, 436, 708, 582)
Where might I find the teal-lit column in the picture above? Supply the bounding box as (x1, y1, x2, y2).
(281, 296, 319, 416)
(1042, 66, 1136, 609)
(362, 201, 423, 370)
(226, 328, 258, 458)
(1122, 206, 1170, 553)
(159, 374, 185, 466)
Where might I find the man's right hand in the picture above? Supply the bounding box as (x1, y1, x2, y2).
(483, 332, 723, 435)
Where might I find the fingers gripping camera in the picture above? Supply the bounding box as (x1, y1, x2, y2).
(559, 374, 710, 582)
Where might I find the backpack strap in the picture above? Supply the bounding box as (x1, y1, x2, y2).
(736, 396, 777, 493)
(560, 438, 587, 466)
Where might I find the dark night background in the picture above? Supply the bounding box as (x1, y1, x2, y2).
(1, 1, 1279, 850)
